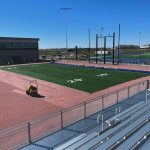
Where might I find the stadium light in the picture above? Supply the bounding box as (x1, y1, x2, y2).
(60, 7, 72, 61)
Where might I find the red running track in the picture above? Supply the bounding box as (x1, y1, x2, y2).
(0, 61, 149, 131)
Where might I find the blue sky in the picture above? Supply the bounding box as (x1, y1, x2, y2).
(0, 0, 150, 48)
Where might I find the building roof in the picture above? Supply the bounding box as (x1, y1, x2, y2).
(0, 37, 39, 42)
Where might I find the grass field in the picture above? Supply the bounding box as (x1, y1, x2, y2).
(120, 52, 150, 59)
(1, 63, 148, 93)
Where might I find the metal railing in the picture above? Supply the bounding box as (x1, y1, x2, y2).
(0, 79, 149, 150)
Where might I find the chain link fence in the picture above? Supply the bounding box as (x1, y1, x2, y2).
(0, 79, 149, 150)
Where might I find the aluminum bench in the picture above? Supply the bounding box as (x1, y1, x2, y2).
(76, 105, 150, 150)
(64, 133, 97, 150)
(54, 133, 86, 150)
(94, 113, 150, 150)
(116, 122, 150, 150)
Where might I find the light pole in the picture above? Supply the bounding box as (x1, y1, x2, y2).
(139, 32, 141, 65)
(139, 32, 141, 48)
(118, 24, 120, 65)
(88, 28, 91, 63)
(60, 7, 72, 61)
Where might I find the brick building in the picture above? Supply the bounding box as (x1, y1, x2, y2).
(0, 37, 39, 64)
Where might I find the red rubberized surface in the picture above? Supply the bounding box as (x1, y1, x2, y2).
(0, 61, 149, 131)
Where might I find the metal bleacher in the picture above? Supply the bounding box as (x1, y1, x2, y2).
(105, 100, 144, 126)
(94, 113, 150, 150)
(116, 122, 150, 150)
(54, 98, 150, 150)
(21, 90, 150, 150)
(54, 134, 87, 150)
(146, 88, 150, 101)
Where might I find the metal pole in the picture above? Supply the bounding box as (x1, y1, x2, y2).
(149, 45, 150, 64)
(101, 96, 104, 132)
(84, 102, 86, 118)
(147, 80, 150, 89)
(118, 24, 120, 65)
(89, 28, 91, 63)
(75, 46, 78, 60)
(138, 82, 140, 93)
(128, 86, 130, 98)
(104, 36, 106, 64)
(96, 34, 98, 64)
(28, 123, 31, 144)
(102, 96, 104, 110)
(61, 110, 63, 129)
(116, 90, 119, 114)
(60, 8, 72, 61)
(101, 114, 104, 131)
(101, 27, 104, 51)
(112, 32, 115, 65)
(139, 32, 141, 65)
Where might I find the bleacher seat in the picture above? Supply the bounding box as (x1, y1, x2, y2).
(54, 101, 150, 150)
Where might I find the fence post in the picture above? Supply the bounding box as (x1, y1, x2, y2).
(61, 110, 63, 129)
(138, 82, 140, 94)
(102, 96, 104, 110)
(101, 114, 104, 131)
(117, 90, 119, 104)
(84, 102, 86, 118)
(28, 122, 31, 144)
(147, 80, 150, 89)
(116, 90, 119, 114)
(128, 86, 130, 98)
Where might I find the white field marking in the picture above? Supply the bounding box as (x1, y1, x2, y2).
(67, 80, 76, 83)
(7, 67, 17, 69)
(67, 78, 83, 84)
(74, 78, 82, 82)
(96, 73, 108, 77)
(30, 65, 39, 67)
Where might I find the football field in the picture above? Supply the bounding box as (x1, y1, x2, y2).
(1, 63, 147, 93)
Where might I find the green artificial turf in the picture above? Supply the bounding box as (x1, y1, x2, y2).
(120, 52, 150, 59)
(1, 63, 148, 93)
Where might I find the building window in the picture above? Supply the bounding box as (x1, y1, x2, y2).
(0, 41, 38, 49)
